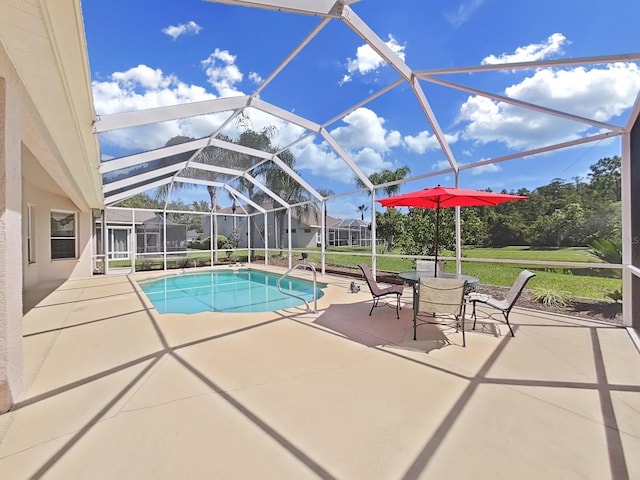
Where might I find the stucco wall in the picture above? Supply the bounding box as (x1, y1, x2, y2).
(214, 214, 319, 249)
(22, 169, 94, 290)
(0, 67, 24, 412)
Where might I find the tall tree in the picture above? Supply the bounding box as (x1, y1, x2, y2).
(261, 149, 314, 250)
(355, 166, 411, 197)
(357, 204, 368, 221)
(586, 155, 621, 202)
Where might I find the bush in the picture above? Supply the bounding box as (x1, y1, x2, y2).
(189, 235, 231, 250)
(531, 288, 574, 307)
(605, 288, 622, 303)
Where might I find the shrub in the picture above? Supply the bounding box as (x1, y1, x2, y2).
(189, 235, 232, 250)
(605, 288, 622, 303)
(531, 288, 574, 307)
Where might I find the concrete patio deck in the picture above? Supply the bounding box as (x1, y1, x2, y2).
(1, 266, 639, 479)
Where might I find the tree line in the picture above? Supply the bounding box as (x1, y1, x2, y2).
(108, 127, 621, 255)
(375, 156, 622, 256)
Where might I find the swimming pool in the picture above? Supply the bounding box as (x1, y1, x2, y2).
(139, 269, 325, 314)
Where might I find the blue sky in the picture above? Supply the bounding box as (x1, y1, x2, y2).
(82, 0, 640, 220)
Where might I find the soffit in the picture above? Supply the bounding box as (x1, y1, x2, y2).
(0, 0, 103, 210)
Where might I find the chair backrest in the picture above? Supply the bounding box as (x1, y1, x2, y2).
(358, 263, 383, 296)
(504, 270, 536, 308)
(416, 260, 444, 272)
(416, 260, 436, 272)
(418, 278, 467, 316)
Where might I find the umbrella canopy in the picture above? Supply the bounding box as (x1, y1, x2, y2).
(377, 185, 528, 209)
(377, 185, 527, 276)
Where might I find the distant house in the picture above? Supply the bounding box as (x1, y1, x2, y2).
(98, 209, 187, 259)
(204, 205, 328, 249)
(204, 205, 371, 249)
(327, 218, 372, 247)
(187, 230, 202, 243)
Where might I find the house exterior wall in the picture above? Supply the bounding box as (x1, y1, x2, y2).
(0, 3, 103, 412)
(0, 67, 24, 412)
(22, 173, 94, 289)
(212, 213, 320, 249)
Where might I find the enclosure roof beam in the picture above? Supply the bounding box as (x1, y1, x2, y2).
(203, 0, 349, 17)
(105, 177, 172, 205)
(458, 131, 617, 172)
(420, 75, 623, 133)
(270, 154, 322, 200)
(411, 76, 459, 172)
(250, 18, 331, 100)
(103, 161, 190, 194)
(250, 98, 321, 132)
(100, 138, 211, 174)
(189, 163, 246, 177)
(320, 129, 373, 190)
(176, 178, 266, 213)
(340, 5, 412, 81)
(243, 173, 289, 208)
(221, 184, 265, 213)
(93, 96, 248, 132)
(414, 53, 640, 75)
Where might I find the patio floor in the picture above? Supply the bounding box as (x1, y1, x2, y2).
(1, 266, 639, 479)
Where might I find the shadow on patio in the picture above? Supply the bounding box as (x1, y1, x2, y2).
(1, 273, 639, 479)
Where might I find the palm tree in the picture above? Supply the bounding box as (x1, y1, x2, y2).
(357, 204, 368, 221)
(154, 135, 241, 261)
(155, 135, 233, 210)
(231, 127, 278, 255)
(355, 166, 411, 197)
(261, 149, 315, 251)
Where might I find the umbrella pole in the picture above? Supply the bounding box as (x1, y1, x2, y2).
(434, 206, 440, 277)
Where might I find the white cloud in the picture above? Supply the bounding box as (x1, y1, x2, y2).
(162, 21, 202, 41)
(469, 163, 502, 175)
(506, 63, 640, 121)
(202, 49, 244, 98)
(444, 0, 485, 28)
(92, 65, 220, 150)
(404, 131, 460, 154)
(293, 140, 359, 182)
(341, 34, 406, 83)
(432, 159, 452, 171)
(248, 72, 263, 84)
(458, 63, 640, 150)
(289, 108, 406, 183)
(330, 107, 401, 153)
(482, 33, 568, 65)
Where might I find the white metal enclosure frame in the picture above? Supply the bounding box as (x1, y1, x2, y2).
(91, 0, 640, 326)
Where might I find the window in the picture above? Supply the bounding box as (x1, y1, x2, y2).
(304, 228, 311, 233)
(50, 211, 77, 259)
(286, 228, 297, 233)
(27, 205, 35, 263)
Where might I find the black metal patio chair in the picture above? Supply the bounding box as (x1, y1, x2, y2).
(469, 270, 536, 337)
(358, 263, 404, 319)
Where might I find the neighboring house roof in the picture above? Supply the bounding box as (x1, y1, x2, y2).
(216, 202, 341, 229)
(0, 1, 103, 210)
(103, 210, 183, 226)
(104, 210, 160, 224)
(330, 218, 370, 229)
(143, 215, 181, 226)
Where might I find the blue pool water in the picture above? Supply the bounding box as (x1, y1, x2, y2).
(139, 269, 325, 314)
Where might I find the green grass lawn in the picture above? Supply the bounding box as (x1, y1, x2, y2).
(107, 246, 621, 301)
(301, 246, 621, 301)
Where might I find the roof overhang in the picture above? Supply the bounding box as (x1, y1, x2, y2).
(0, 0, 103, 210)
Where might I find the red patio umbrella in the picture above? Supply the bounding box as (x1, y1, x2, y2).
(377, 185, 527, 276)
